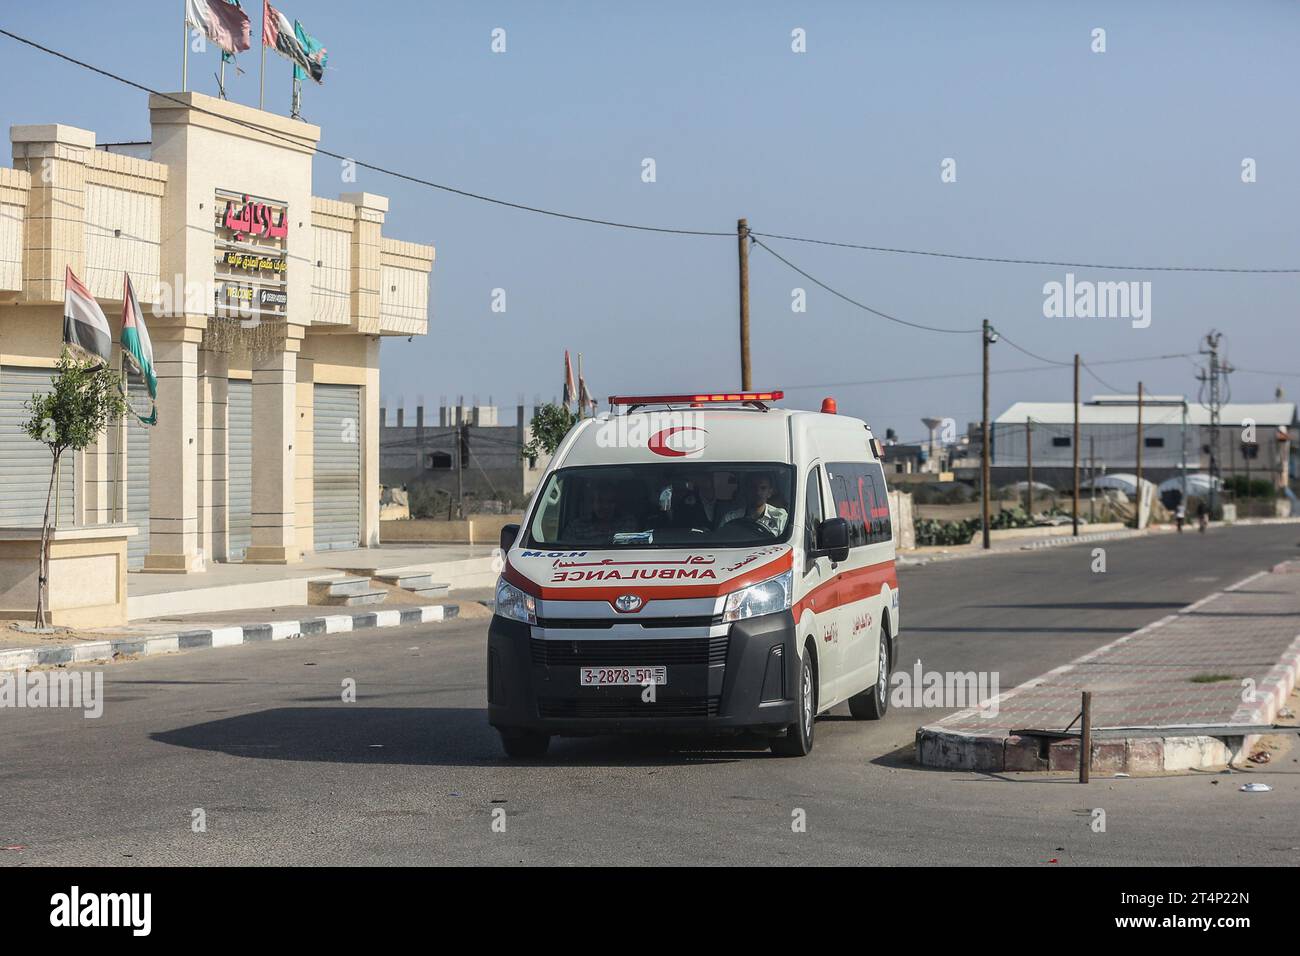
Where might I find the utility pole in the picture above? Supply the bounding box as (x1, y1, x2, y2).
(455, 395, 465, 521)
(1135, 381, 1144, 528)
(1073, 354, 1080, 536)
(981, 320, 996, 550)
(1196, 331, 1232, 519)
(1025, 417, 1033, 515)
(737, 218, 752, 391)
(1089, 435, 1096, 523)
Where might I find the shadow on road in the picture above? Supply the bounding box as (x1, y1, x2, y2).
(151, 706, 776, 768)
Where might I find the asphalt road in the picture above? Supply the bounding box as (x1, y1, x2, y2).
(3, 524, 1299, 866)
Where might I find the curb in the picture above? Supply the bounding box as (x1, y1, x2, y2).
(915, 565, 1300, 775)
(0, 603, 459, 673)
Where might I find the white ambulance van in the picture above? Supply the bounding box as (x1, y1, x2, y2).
(488, 390, 900, 758)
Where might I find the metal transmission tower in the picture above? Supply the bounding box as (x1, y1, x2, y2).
(1196, 330, 1234, 516)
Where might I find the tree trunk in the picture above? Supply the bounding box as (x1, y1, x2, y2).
(35, 451, 59, 629)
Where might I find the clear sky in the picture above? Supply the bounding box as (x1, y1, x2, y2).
(2, 1, 1296, 442)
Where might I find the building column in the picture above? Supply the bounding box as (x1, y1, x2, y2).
(245, 336, 302, 564)
(362, 335, 381, 548)
(295, 356, 315, 556)
(198, 347, 230, 563)
(143, 326, 204, 572)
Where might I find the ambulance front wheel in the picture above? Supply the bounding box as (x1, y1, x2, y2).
(499, 729, 551, 758)
(770, 642, 816, 757)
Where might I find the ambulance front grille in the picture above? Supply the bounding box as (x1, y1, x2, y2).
(530, 636, 729, 667)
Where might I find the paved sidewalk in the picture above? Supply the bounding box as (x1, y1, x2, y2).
(917, 560, 1300, 773)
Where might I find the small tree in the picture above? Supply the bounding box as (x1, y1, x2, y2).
(21, 349, 127, 628)
(521, 402, 578, 462)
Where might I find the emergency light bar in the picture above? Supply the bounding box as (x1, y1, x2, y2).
(608, 390, 784, 406)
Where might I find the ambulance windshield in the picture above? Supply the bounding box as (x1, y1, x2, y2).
(526, 463, 797, 549)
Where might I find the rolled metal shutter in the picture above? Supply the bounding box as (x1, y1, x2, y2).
(313, 383, 361, 551)
(125, 371, 150, 568)
(0, 366, 75, 528)
(227, 379, 253, 559)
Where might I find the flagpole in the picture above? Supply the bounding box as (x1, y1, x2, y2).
(577, 353, 584, 420)
(258, 0, 266, 109)
(182, 2, 190, 92)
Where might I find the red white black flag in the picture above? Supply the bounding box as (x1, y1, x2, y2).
(62, 267, 112, 365)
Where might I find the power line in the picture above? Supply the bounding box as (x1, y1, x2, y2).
(749, 236, 981, 335)
(11, 28, 1295, 276)
(0, 28, 732, 240)
(749, 229, 1300, 275)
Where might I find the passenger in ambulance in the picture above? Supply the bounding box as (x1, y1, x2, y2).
(562, 480, 637, 542)
(674, 469, 724, 531)
(722, 471, 788, 536)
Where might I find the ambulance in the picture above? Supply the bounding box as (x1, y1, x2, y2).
(487, 390, 900, 758)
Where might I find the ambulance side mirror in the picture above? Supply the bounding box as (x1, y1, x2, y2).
(818, 518, 850, 564)
(500, 523, 520, 553)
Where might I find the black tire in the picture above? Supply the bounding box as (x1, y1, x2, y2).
(848, 623, 891, 720)
(770, 643, 816, 757)
(499, 730, 550, 758)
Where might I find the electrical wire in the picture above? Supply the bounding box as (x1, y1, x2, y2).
(749, 236, 981, 335)
(749, 229, 1300, 275)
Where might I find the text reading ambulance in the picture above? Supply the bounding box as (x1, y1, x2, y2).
(488, 391, 899, 758)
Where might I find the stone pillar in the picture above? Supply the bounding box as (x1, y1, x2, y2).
(340, 192, 387, 334)
(143, 326, 204, 572)
(295, 357, 315, 557)
(198, 347, 230, 563)
(10, 124, 93, 304)
(245, 337, 302, 564)
(362, 335, 381, 548)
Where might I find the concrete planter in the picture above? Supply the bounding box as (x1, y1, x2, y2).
(0, 524, 136, 626)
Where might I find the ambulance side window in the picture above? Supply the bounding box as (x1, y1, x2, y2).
(825, 464, 867, 548)
(803, 467, 824, 557)
(868, 463, 892, 544)
(826, 461, 893, 548)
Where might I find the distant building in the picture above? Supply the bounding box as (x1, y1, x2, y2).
(379, 404, 549, 513)
(992, 394, 1297, 489)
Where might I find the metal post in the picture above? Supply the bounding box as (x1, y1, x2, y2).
(1080, 691, 1092, 784)
(981, 319, 991, 549)
(1025, 417, 1033, 515)
(1073, 354, 1080, 536)
(259, 8, 266, 109)
(1089, 435, 1096, 523)
(737, 218, 751, 391)
(1135, 381, 1143, 528)
(182, 5, 190, 92)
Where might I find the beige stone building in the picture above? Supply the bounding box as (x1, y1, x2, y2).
(0, 92, 433, 586)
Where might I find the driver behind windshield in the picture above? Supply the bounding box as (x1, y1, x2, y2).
(722, 471, 788, 536)
(562, 480, 638, 542)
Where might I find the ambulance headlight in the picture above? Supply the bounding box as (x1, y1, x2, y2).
(495, 578, 537, 625)
(723, 569, 794, 623)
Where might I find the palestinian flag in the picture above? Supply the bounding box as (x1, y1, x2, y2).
(121, 273, 157, 426)
(292, 19, 327, 84)
(62, 267, 112, 365)
(563, 350, 576, 407)
(264, 3, 325, 83)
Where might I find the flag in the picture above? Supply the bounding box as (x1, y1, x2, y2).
(187, 0, 252, 55)
(578, 375, 594, 414)
(292, 19, 327, 84)
(264, 3, 325, 83)
(563, 350, 576, 407)
(62, 267, 112, 365)
(121, 274, 158, 426)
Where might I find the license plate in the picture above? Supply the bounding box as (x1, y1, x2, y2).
(579, 666, 667, 687)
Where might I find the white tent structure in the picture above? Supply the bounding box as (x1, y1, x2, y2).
(1079, 472, 1159, 497)
(1157, 473, 1221, 497)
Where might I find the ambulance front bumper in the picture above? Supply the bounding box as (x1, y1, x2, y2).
(487, 609, 799, 736)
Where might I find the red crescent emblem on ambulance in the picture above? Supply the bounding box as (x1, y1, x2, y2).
(648, 426, 707, 457)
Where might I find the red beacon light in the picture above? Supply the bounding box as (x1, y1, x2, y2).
(820, 397, 838, 414)
(608, 390, 784, 407)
